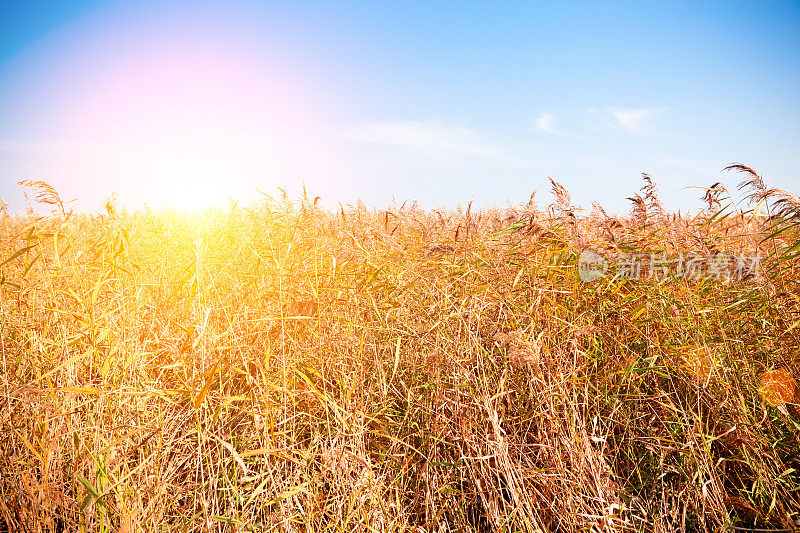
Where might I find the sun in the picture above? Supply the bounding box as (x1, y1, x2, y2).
(53, 36, 332, 212)
(135, 139, 253, 212)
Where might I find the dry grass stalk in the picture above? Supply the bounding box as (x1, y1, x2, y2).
(0, 167, 799, 532)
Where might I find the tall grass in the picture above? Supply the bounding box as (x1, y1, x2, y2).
(1, 168, 798, 532)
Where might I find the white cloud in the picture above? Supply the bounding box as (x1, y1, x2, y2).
(348, 119, 547, 168)
(610, 107, 663, 134)
(534, 112, 564, 135)
(585, 107, 666, 134)
(348, 120, 492, 154)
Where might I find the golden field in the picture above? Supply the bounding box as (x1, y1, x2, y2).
(1, 166, 799, 532)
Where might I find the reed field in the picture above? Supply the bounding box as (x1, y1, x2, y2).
(2, 165, 800, 532)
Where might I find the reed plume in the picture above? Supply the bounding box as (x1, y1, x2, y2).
(17, 179, 67, 217)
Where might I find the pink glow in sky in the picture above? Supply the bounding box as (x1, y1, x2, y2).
(2, 2, 799, 213)
(1, 6, 343, 211)
(64, 41, 335, 209)
(64, 41, 317, 140)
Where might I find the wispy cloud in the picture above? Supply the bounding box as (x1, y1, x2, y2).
(610, 107, 663, 133)
(586, 107, 666, 134)
(348, 120, 491, 154)
(348, 119, 547, 168)
(534, 112, 564, 135)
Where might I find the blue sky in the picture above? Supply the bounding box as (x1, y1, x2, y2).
(1, 0, 799, 213)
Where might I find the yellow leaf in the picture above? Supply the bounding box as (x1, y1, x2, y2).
(58, 386, 102, 394)
(194, 372, 215, 409)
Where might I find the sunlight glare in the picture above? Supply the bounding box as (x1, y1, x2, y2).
(54, 36, 331, 212)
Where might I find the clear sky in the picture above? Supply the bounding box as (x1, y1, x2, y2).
(1, 0, 799, 214)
